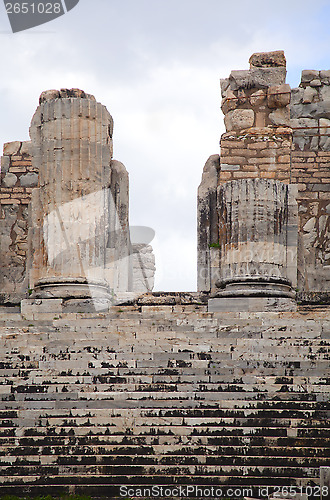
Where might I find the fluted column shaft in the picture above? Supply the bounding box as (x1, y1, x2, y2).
(28, 90, 114, 299)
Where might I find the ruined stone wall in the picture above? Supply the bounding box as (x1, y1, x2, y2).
(0, 141, 37, 304)
(0, 90, 155, 305)
(0, 301, 328, 497)
(290, 71, 330, 294)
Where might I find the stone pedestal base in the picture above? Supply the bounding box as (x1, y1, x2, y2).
(208, 296, 297, 312)
(215, 277, 295, 299)
(32, 277, 112, 301)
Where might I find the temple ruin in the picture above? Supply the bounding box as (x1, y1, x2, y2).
(0, 89, 155, 308)
(0, 52, 328, 497)
(198, 50, 329, 312)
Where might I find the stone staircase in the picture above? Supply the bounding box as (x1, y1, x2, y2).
(0, 304, 329, 498)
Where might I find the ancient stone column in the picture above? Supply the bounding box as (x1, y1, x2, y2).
(28, 89, 119, 301)
(198, 51, 298, 303)
(216, 178, 297, 297)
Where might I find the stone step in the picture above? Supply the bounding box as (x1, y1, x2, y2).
(0, 307, 328, 493)
(0, 483, 321, 500)
(2, 374, 329, 386)
(0, 444, 328, 457)
(7, 424, 330, 437)
(0, 454, 328, 467)
(0, 402, 327, 418)
(0, 434, 328, 447)
(1, 364, 328, 376)
(1, 416, 328, 429)
(2, 385, 329, 398)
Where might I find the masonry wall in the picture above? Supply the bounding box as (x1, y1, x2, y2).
(0, 141, 155, 304)
(198, 58, 330, 297)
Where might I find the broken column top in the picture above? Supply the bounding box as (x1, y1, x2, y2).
(39, 88, 96, 104)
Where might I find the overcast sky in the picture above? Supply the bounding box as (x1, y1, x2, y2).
(0, 0, 330, 291)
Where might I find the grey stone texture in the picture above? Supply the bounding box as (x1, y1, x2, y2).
(3, 140, 21, 156)
(0, 302, 328, 495)
(249, 50, 286, 68)
(25, 89, 155, 306)
(0, 54, 328, 497)
(320, 467, 330, 500)
(2, 172, 17, 187)
(0, 142, 33, 305)
(132, 244, 156, 293)
(28, 91, 118, 304)
(224, 109, 255, 131)
(19, 172, 38, 187)
(290, 70, 330, 152)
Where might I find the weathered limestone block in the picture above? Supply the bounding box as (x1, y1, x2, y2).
(249, 50, 286, 68)
(249, 89, 267, 106)
(267, 84, 291, 108)
(269, 107, 291, 126)
(291, 88, 304, 105)
(303, 86, 318, 104)
(3, 141, 21, 156)
(224, 109, 255, 131)
(2, 172, 17, 187)
(0, 204, 29, 304)
(291, 71, 330, 151)
(104, 159, 132, 298)
(320, 467, 330, 500)
(20, 172, 38, 187)
(0, 141, 36, 304)
(319, 118, 330, 150)
(300, 70, 320, 86)
(0, 92, 154, 306)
